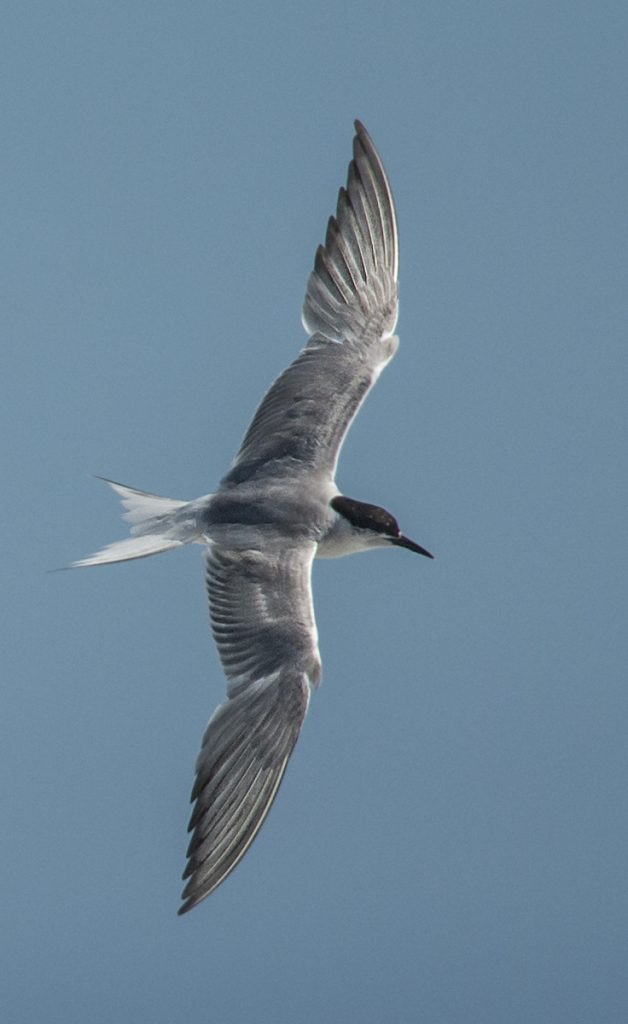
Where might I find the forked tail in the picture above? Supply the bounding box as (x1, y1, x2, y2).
(71, 477, 202, 567)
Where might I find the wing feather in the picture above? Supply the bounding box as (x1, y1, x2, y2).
(224, 121, 399, 485)
(178, 545, 320, 913)
(180, 122, 401, 910)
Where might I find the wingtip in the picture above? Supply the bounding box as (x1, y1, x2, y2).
(353, 119, 376, 151)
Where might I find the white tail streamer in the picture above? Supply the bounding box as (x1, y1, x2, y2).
(71, 477, 201, 567)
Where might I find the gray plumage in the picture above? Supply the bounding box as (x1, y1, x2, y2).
(72, 121, 433, 914)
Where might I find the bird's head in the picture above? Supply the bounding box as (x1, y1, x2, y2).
(329, 495, 434, 558)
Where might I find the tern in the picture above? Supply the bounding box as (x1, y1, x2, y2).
(73, 121, 433, 914)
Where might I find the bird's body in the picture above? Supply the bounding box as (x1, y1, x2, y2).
(73, 122, 433, 913)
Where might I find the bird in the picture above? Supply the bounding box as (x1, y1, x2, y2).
(72, 121, 434, 914)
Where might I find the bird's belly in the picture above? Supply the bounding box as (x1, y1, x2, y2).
(203, 488, 329, 549)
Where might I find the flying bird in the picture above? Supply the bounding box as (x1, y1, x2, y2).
(73, 121, 433, 914)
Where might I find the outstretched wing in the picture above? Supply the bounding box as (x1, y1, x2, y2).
(179, 543, 320, 914)
(224, 120, 399, 486)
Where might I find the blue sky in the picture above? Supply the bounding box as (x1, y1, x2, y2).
(3, 2, 627, 1021)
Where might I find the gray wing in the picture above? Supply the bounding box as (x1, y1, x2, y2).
(179, 543, 320, 914)
(224, 121, 399, 486)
